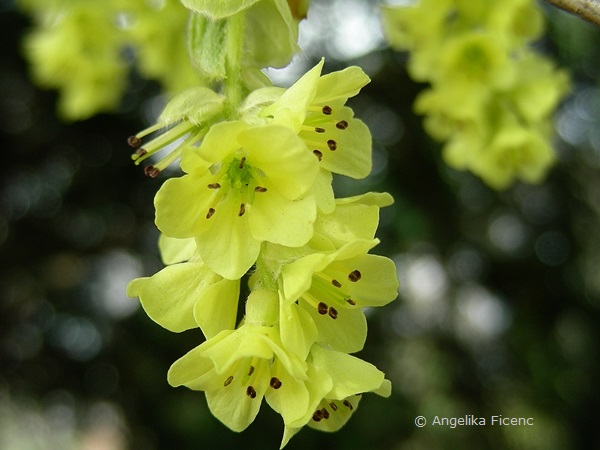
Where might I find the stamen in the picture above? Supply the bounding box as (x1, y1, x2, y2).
(270, 377, 282, 389)
(239, 156, 246, 168)
(224, 375, 234, 387)
(246, 386, 257, 399)
(132, 148, 147, 160)
(206, 208, 216, 219)
(254, 186, 267, 192)
(343, 400, 353, 410)
(331, 279, 342, 288)
(238, 203, 246, 217)
(327, 139, 337, 151)
(346, 298, 356, 305)
(329, 402, 338, 411)
(321, 408, 330, 419)
(336, 120, 349, 130)
(128, 136, 142, 148)
(312, 410, 323, 422)
(133, 122, 164, 140)
(317, 302, 328, 315)
(348, 270, 362, 282)
(328, 307, 338, 319)
(131, 122, 204, 170)
(322, 105, 333, 115)
(313, 150, 323, 161)
(314, 127, 326, 133)
(133, 121, 195, 165)
(144, 165, 160, 178)
(208, 183, 221, 189)
(248, 366, 255, 376)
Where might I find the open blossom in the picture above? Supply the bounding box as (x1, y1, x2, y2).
(167, 289, 391, 448)
(167, 309, 315, 433)
(154, 121, 321, 279)
(280, 344, 391, 448)
(258, 59, 373, 180)
(279, 239, 399, 354)
(126, 249, 240, 339)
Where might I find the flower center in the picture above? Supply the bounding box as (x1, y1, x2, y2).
(301, 104, 349, 161)
(300, 266, 363, 318)
(203, 156, 268, 220)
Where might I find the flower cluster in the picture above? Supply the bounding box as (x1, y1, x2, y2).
(127, 58, 398, 446)
(16, 0, 305, 120)
(382, 0, 570, 189)
(17, 0, 203, 120)
(18, 0, 398, 444)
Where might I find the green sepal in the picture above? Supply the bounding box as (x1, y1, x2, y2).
(158, 86, 225, 125)
(181, 0, 260, 19)
(187, 13, 227, 80)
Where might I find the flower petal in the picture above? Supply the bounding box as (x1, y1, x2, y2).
(205, 359, 270, 431)
(249, 184, 316, 247)
(154, 172, 214, 238)
(310, 345, 386, 399)
(265, 358, 310, 425)
(193, 278, 241, 339)
(168, 343, 221, 389)
(262, 59, 324, 131)
(307, 395, 362, 432)
(196, 192, 261, 279)
(201, 326, 275, 374)
(281, 253, 329, 302)
(300, 300, 367, 353)
(326, 254, 399, 307)
(198, 120, 249, 163)
(313, 202, 381, 248)
(279, 300, 318, 360)
(312, 66, 370, 105)
(158, 234, 196, 265)
(132, 261, 221, 332)
(304, 109, 372, 179)
(314, 169, 335, 214)
(241, 125, 319, 199)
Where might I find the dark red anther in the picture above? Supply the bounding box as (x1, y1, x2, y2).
(348, 270, 361, 282)
(336, 120, 349, 130)
(328, 307, 338, 319)
(246, 386, 257, 399)
(128, 136, 142, 147)
(317, 302, 328, 315)
(144, 165, 160, 178)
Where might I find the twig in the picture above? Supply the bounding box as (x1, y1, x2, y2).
(544, 0, 600, 27)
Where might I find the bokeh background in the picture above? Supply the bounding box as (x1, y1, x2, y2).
(2, 1, 600, 449)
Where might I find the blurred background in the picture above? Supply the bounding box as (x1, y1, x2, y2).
(1, 0, 600, 449)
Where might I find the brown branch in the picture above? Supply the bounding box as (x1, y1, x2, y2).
(544, 0, 600, 27)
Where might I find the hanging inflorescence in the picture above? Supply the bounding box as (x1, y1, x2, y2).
(121, 1, 398, 447)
